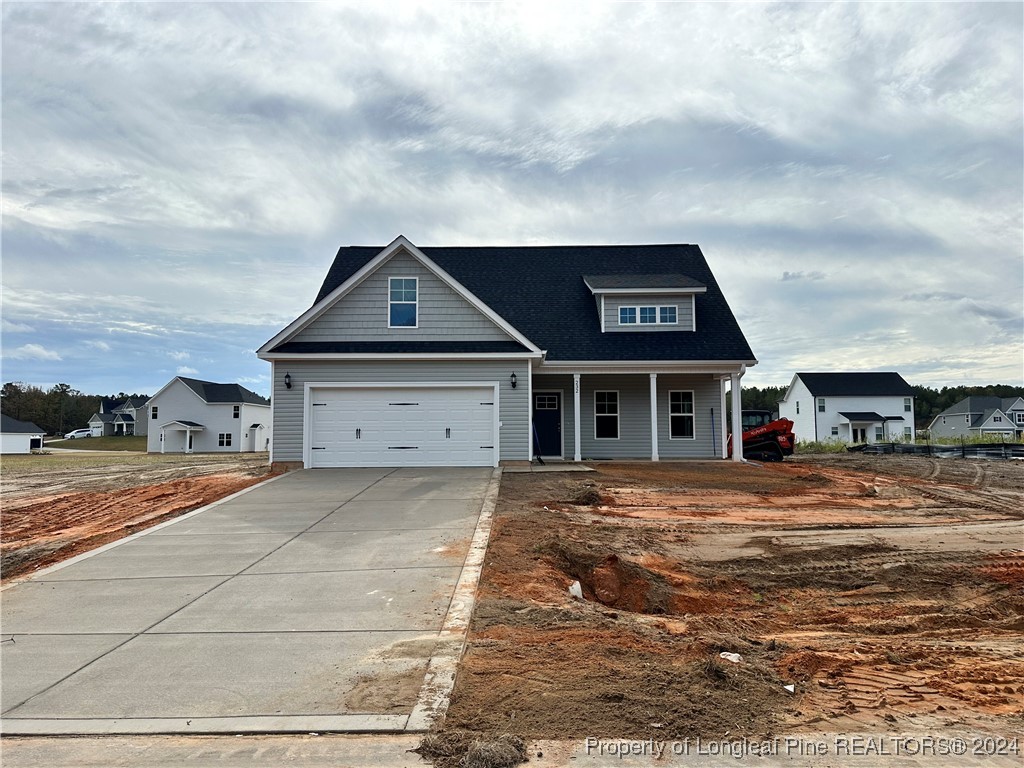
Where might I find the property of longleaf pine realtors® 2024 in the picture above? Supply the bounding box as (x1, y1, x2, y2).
(582, 735, 1021, 760)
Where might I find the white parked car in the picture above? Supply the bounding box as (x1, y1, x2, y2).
(63, 428, 92, 439)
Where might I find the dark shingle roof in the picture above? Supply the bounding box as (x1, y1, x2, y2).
(271, 341, 531, 354)
(583, 274, 707, 291)
(1, 414, 45, 434)
(797, 372, 914, 397)
(178, 377, 270, 406)
(305, 244, 755, 363)
(89, 412, 115, 423)
(838, 411, 886, 422)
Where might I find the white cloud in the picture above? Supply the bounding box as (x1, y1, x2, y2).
(1, 318, 34, 333)
(176, 366, 198, 375)
(85, 340, 112, 351)
(169, 351, 190, 361)
(6, 343, 62, 361)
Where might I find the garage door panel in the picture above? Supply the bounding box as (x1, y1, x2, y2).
(309, 387, 495, 468)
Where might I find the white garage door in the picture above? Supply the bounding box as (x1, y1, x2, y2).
(308, 386, 496, 467)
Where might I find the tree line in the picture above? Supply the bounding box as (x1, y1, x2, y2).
(1, 382, 150, 436)
(741, 383, 1024, 429)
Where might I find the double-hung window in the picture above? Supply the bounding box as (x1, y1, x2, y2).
(594, 391, 619, 439)
(817, 398, 826, 412)
(151, 406, 158, 420)
(904, 398, 912, 413)
(389, 277, 418, 327)
(669, 391, 695, 439)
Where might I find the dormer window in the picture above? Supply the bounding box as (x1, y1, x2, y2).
(618, 305, 679, 326)
(389, 277, 418, 328)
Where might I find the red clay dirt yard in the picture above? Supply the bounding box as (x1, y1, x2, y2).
(431, 454, 1023, 758)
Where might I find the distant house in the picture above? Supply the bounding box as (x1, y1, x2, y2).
(926, 396, 1024, 440)
(88, 396, 150, 437)
(146, 377, 271, 454)
(778, 372, 915, 445)
(1, 414, 45, 454)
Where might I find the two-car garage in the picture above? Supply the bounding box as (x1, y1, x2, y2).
(306, 384, 498, 468)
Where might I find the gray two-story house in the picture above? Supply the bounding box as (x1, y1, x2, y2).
(927, 395, 1024, 440)
(258, 236, 757, 468)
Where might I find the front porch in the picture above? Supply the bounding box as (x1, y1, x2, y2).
(530, 368, 746, 462)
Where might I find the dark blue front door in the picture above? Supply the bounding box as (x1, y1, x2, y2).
(533, 392, 562, 457)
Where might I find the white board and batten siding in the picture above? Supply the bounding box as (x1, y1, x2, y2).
(271, 361, 530, 466)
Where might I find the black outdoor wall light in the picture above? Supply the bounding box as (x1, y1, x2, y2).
(510, 372, 517, 389)
(284, 373, 292, 390)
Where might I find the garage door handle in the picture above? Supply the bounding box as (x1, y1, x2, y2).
(356, 428, 361, 439)
(446, 428, 451, 439)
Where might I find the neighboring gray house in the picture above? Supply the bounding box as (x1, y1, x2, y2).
(778, 372, 916, 445)
(88, 396, 150, 437)
(146, 377, 271, 454)
(1, 414, 45, 454)
(926, 396, 1024, 440)
(257, 236, 757, 468)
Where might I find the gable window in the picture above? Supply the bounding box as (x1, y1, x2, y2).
(389, 277, 418, 328)
(904, 398, 912, 413)
(942, 416, 946, 425)
(151, 406, 158, 420)
(639, 306, 657, 324)
(669, 391, 695, 439)
(993, 415, 1002, 422)
(659, 306, 677, 324)
(233, 405, 240, 419)
(594, 391, 619, 439)
(218, 433, 232, 447)
(817, 398, 826, 412)
(619, 307, 637, 325)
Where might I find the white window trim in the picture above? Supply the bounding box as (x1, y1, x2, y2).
(388, 276, 419, 329)
(668, 389, 696, 440)
(594, 390, 620, 440)
(904, 398, 912, 413)
(617, 305, 679, 326)
(817, 398, 826, 412)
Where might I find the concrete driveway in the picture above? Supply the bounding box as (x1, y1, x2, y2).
(1, 467, 498, 735)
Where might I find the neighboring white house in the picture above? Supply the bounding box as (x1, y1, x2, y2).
(926, 396, 1024, 440)
(1, 414, 45, 454)
(88, 396, 150, 437)
(778, 372, 916, 445)
(146, 377, 271, 454)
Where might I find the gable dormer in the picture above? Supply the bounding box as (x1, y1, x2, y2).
(584, 274, 706, 333)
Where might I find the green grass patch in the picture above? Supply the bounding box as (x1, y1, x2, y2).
(1, 451, 263, 475)
(794, 440, 849, 454)
(43, 435, 147, 452)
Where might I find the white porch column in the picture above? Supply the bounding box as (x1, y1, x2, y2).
(573, 373, 582, 462)
(649, 373, 659, 461)
(720, 377, 728, 459)
(730, 370, 744, 462)
(160, 429, 165, 454)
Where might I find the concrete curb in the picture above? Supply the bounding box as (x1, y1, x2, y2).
(405, 467, 501, 732)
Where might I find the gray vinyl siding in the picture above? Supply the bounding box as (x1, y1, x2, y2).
(292, 250, 513, 343)
(656, 375, 722, 458)
(271, 359, 529, 463)
(532, 374, 576, 458)
(580, 375, 651, 459)
(604, 294, 695, 332)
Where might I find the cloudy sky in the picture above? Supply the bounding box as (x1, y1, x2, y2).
(2, 2, 1021, 398)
